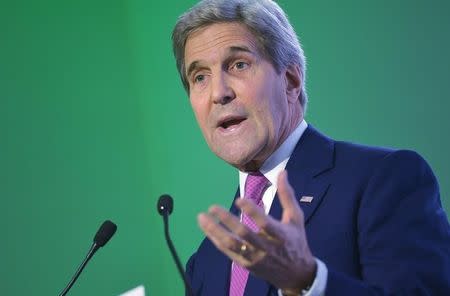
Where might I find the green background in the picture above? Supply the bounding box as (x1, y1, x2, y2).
(2, 0, 449, 295)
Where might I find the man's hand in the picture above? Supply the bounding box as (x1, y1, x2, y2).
(197, 170, 317, 292)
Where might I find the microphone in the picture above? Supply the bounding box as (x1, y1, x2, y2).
(59, 220, 117, 296)
(157, 194, 194, 296)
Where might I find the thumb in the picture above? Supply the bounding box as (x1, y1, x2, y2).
(277, 170, 304, 225)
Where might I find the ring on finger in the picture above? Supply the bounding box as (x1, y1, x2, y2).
(240, 243, 248, 255)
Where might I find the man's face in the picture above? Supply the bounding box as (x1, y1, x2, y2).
(184, 22, 302, 171)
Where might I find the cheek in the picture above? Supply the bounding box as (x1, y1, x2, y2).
(190, 99, 211, 133)
(252, 85, 277, 117)
(266, 80, 287, 117)
(253, 83, 286, 133)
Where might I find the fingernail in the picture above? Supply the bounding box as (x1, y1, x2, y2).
(197, 213, 207, 224)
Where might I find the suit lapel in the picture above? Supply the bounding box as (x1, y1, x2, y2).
(269, 125, 334, 224)
(229, 126, 334, 296)
(202, 244, 232, 296)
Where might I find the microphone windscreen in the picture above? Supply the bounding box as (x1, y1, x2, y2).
(93, 220, 117, 247)
(157, 194, 173, 215)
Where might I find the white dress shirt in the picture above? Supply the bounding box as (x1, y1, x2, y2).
(238, 120, 327, 296)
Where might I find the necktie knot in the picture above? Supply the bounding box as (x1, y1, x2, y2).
(244, 172, 269, 205)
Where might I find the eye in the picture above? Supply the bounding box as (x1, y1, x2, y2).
(194, 74, 205, 84)
(232, 61, 249, 71)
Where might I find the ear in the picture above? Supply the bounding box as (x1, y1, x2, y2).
(284, 64, 302, 103)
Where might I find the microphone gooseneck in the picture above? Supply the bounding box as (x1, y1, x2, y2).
(157, 194, 194, 296)
(59, 220, 117, 296)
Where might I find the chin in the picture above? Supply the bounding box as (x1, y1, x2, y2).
(209, 138, 267, 169)
(219, 151, 263, 171)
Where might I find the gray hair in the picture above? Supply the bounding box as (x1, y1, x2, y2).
(172, 0, 308, 110)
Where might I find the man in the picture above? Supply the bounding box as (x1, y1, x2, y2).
(171, 0, 450, 295)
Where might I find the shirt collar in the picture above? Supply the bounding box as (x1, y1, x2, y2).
(239, 120, 308, 194)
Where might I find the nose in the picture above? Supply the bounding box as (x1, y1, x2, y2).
(210, 72, 235, 105)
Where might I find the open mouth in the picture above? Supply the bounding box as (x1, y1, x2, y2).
(218, 116, 247, 130)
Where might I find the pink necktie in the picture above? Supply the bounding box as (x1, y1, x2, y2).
(229, 172, 269, 296)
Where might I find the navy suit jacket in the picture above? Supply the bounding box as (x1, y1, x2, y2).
(186, 126, 450, 295)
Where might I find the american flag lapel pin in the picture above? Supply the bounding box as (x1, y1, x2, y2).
(300, 195, 314, 203)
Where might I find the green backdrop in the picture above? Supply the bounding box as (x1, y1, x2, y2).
(2, 0, 449, 295)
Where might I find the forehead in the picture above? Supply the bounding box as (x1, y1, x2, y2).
(184, 22, 262, 67)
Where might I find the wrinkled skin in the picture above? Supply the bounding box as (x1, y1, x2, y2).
(184, 22, 302, 172)
(198, 171, 316, 292)
(185, 22, 316, 292)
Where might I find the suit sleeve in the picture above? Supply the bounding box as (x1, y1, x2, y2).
(326, 150, 450, 295)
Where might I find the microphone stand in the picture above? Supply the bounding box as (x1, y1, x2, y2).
(59, 243, 99, 296)
(162, 211, 194, 296)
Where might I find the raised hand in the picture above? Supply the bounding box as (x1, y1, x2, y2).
(198, 170, 316, 292)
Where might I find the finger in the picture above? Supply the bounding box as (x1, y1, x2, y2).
(235, 198, 283, 240)
(197, 212, 243, 255)
(277, 170, 304, 225)
(197, 212, 255, 265)
(208, 205, 266, 250)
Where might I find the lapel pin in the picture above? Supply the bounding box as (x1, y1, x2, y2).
(300, 195, 314, 203)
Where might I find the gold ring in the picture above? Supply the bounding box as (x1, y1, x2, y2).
(240, 243, 248, 254)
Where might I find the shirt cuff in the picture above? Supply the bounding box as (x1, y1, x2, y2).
(277, 258, 328, 296)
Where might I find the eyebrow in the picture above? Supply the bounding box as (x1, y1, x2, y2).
(186, 45, 255, 79)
